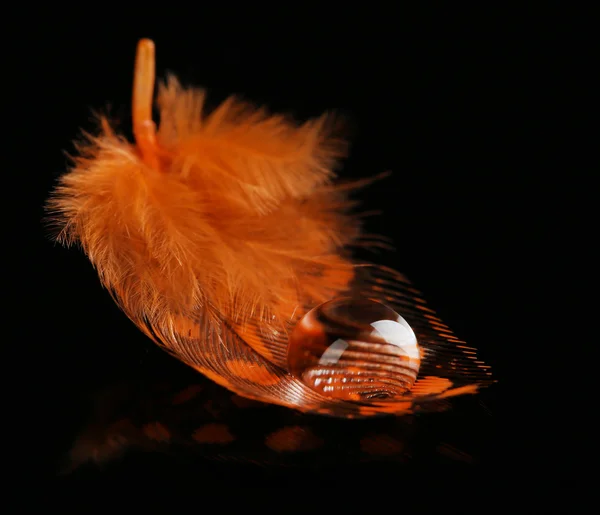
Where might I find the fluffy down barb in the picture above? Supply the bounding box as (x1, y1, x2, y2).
(47, 77, 359, 331)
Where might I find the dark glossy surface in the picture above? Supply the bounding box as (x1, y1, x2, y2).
(21, 6, 577, 507)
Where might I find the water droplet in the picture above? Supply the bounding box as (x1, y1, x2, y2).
(288, 298, 421, 402)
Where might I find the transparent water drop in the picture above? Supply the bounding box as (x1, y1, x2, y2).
(288, 298, 421, 402)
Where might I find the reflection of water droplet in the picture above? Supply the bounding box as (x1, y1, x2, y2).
(287, 298, 421, 402)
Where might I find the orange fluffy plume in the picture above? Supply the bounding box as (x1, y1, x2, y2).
(49, 41, 357, 328)
(47, 40, 493, 418)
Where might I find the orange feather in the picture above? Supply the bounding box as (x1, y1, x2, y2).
(47, 39, 494, 417)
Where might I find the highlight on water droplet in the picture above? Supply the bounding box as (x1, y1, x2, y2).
(287, 297, 421, 402)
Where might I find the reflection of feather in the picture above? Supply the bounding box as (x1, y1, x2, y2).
(60, 374, 415, 473)
(58, 368, 492, 475)
(47, 39, 494, 418)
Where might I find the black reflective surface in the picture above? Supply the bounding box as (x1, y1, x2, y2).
(16, 5, 580, 510)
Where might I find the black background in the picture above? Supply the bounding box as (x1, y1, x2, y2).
(11, 4, 585, 510)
